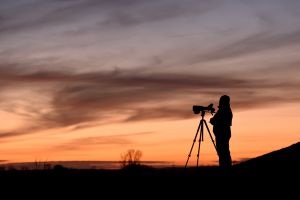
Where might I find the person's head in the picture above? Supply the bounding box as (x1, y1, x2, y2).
(219, 95, 230, 108)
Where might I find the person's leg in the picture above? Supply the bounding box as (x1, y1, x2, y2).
(215, 137, 222, 167)
(224, 127, 232, 167)
(216, 137, 227, 167)
(215, 128, 231, 168)
(224, 138, 232, 167)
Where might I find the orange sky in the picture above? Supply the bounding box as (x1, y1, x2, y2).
(1, 102, 300, 166)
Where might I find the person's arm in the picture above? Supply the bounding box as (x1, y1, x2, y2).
(209, 112, 219, 125)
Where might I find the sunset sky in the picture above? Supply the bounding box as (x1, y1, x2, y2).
(0, 0, 300, 166)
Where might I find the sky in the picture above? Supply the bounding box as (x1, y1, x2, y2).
(0, 0, 300, 166)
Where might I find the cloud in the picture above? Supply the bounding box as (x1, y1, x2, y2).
(0, 66, 300, 139)
(191, 29, 300, 63)
(0, 0, 216, 35)
(0, 126, 45, 139)
(0, 0, 300, 140)
(99, 0, 217, 28)
(54, 132, 153, 151)
(36, 70, 256, 127)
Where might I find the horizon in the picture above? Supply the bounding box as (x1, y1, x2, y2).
(0, 0, 300, 166)
(0, 160, 178, 170)
(2, 140, 298, 170)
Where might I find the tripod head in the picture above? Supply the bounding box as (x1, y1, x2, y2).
(200, 110, 206, 118)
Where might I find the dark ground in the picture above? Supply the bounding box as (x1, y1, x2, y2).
(1, 142, 299, 198)
(0, 164, 298, 198)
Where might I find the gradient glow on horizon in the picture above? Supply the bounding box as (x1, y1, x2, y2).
(0, 0, 300, 166)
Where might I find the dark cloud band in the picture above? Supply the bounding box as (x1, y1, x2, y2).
(0, 67, 299, 139)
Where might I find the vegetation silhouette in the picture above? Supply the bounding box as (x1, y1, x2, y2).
(120, 149, 143, 168)
(119, 149, 155, 173)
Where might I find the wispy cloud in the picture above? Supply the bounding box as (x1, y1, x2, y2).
(54, 132, 153, 151)
(0, 0, 300, 140)
(196, 29, 300, 62)
(0, 0, 216, 34)
(99, 0, 217, 28)
(0, 66, 300, 139)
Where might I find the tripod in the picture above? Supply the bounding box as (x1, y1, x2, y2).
(185, 110, 217, 168)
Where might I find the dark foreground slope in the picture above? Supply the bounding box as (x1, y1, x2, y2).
(233, 142, 300, 182)
(0, 142, 299, 197)
(236, 142, 300, 170)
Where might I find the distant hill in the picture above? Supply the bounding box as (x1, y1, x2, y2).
(235, 142, 300, 173)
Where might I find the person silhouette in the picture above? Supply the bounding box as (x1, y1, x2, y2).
(209, 95, 233, 168)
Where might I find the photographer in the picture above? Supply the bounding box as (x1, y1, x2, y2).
(210, 95, 233, 168)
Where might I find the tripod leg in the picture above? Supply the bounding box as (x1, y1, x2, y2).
(184, 119, 201, 168)
(196, 120, 204, 167)
(204, 120, 217, 153)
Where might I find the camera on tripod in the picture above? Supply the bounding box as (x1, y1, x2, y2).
(185, 103, 217, 168)
(192, 103, 215, 115)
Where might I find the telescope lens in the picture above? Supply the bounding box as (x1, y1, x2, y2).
(193, 105, 200, 114)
